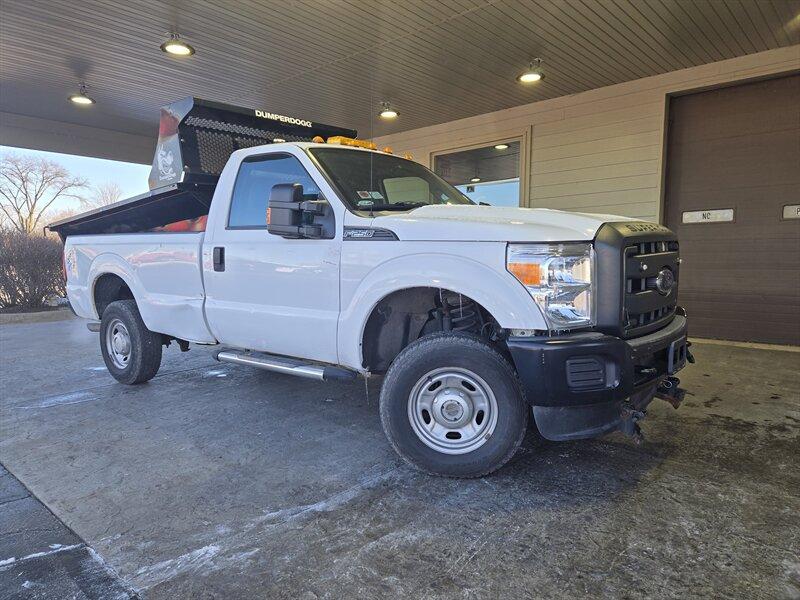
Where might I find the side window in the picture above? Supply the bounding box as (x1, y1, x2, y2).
(228, 154, 320, 228)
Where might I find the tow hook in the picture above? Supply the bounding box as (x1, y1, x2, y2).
(686, 342, 696, 364)
(656, 376, 686, 409)
(619, 404, 646, 445)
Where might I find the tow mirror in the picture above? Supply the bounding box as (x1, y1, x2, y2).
(266, 183, 328, 239)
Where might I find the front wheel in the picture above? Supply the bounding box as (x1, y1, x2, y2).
(379, 333, 528, 478)
(100, 299, 162, 385)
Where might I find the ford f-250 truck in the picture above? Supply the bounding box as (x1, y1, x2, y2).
(50, 98, 692, 477)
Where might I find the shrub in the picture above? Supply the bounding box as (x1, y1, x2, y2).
(0, 229, 65, 309)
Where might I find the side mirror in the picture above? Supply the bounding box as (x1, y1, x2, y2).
(266, 183, 328, 239)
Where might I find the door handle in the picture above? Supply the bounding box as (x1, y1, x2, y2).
(213, 247, 225, 272)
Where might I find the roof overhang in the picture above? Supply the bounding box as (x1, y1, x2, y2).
(1, 1, 797, 163)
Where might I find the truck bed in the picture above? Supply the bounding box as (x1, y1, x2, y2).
(65, 232, 216, 344)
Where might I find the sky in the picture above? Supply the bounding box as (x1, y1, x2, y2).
(0, 145, 151, 213)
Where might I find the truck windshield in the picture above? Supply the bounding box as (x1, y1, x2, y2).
(309, 148, 474, 212)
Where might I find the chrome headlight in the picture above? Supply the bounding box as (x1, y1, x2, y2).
(507, 243, 594, 330)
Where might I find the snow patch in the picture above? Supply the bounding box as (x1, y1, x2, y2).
(228, 548, 260, 562)
(258, 468, 397, 525)
(22, 391, 95, 409)
(134, 544, 220, 587)
(0, 543, 84, 568)
(21, 580, 43, 589)
(131, 468, 398, 589)
(203, 369, 228, 378)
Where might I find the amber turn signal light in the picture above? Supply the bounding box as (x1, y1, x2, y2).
(507, 262, 541, 286)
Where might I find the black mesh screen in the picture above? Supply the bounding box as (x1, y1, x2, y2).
(186, 116, 319, 177)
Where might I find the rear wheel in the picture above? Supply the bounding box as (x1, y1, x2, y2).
(379, 333, 528, 477)
(100, 299, 162, 384)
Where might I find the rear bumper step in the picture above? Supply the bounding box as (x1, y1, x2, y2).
(213, 349, 357, 381)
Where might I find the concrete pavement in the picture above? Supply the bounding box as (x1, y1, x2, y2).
(1, 317, 798, 598)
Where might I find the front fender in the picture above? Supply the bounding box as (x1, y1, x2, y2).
(338, 250, 547, 371)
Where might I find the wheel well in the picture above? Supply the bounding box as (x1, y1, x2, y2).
(93, 274, 134, 318)
(361, 287, 504, 373)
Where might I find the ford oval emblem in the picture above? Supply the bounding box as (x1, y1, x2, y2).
(656, 268, 675, 295)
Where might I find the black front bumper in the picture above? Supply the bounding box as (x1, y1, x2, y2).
(507, 314, 688, 441)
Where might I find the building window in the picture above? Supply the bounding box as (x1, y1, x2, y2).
(433, 141, 521, 207)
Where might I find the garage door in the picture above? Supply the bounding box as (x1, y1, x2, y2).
(664, 74, 800, 346)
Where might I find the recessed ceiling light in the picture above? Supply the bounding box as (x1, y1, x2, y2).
(379, 101, 399, 120)
(494, 143, 509, 150)
(160, 33, 195, 56)
(518, 71, 542, 83)
(517, 58, 544, 84)
(68, 83, 95, 106)
(470, 177, 481, 183)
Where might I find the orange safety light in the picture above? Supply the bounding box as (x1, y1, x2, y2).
(326, 136, 377, 150)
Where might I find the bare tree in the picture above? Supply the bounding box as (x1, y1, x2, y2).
(81, 181, 123, 210)
(44, 207, 80, 238)
(0, 153, 87, 234)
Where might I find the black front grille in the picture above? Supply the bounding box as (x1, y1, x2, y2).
(594, 222, 681, 339)
(623, 240, 679, 336)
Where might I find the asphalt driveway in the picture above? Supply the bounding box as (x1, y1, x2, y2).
(1, 316, 798, 599)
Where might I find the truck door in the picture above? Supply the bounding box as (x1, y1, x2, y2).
(202, 152, 341, 364)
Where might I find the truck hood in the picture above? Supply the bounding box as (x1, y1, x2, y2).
(370, 205, 638, 242)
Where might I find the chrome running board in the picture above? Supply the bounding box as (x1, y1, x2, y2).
(213, 349, 357, 381)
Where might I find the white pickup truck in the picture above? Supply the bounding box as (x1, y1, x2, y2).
(51, 98, 692, 477)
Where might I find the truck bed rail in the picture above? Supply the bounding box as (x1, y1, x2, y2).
(47, 183, 212, 239)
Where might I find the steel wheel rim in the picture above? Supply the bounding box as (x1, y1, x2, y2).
(407, 367, 499, 455)
(105, 318, 131, 370)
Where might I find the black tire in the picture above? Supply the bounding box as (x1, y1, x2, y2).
(99, 299, 162, 385)
(379, 333, 528, 478)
